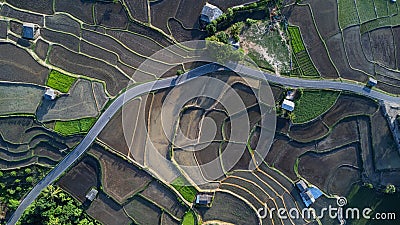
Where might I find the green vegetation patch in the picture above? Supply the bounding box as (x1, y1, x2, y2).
(287, 26, 305, 54)
(242, 21, 290, 73)
(18, 185, 100, 225)
(171, 177, 197, 203)
(356, 0, 377, 23)
(247, 50, 274, 71)
(46, 70, 76, 93)
(295, 51, 319, 77)
(360, 17, 392, 33)
(391, 12, 400, 25)
(182, 210, 196, 225)
(338, 0, 360, 29)
(374, 0, 389, 17)
(54, 117, 96, 136)
(0, 165, 50, 215)
(388, 1, 398, 16)
(286, 26, 318, 77)
(292, 90, 340, 124)
(290, 53, 302, 77)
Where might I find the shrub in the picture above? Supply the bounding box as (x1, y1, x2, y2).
(26, 176, 34, 183)
(24, 168, 32, 174)
(8, 199, 20, 210)
(215, 32, 229, 44)
(384, 184, 396, 194)
(246, 18, 258, 25)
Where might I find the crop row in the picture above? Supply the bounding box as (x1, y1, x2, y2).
(356, 0, 377, 23)
(295, 51, 319, 77)
(338, 0, 359, 29)
(287, 26, 305, 54)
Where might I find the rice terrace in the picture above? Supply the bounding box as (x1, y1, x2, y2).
(0, 0, 399, 225)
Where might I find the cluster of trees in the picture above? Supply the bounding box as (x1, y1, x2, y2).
(18, 185, 101, 225)
(206, 41, 245, 64)
(206, 22, 244, 44)
(0, 166, 47, 217)
(206, 0, 272, 35)
(206, 8, 234, 35)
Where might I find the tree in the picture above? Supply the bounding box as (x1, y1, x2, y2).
(206, 22, 217, 35)
(26, 176, 34, 183)
(288, 112, 296, 121)
(384, 184, 396, 194)
(246, 18, 258, 26)
(226, 8, 234, 19)
(8, 199, 20, 210)
(233, 34, 240, 42)
(10, 171, 17, 177)
(205, 35, 219, 42)
(215, 32, 229, 44)
(24, 168, 32, 174)
(230, 22, 243, 37)
(0, 171, 3, 177)
(7, 189, 15, 195)
(43, 185, 62, 200)
(18, 186, 101, 225)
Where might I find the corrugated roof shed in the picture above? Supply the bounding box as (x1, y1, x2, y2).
(85, 188, 98, 201)
(200, 3, 223, 23)
(282, 99, 295, 112)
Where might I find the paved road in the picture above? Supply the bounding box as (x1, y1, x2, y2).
(7, 63, 399, 225)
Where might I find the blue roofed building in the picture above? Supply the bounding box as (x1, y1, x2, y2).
(22, 23, 39, 40)
(281, 99, 295, 112)
(295, 180, 323, 207)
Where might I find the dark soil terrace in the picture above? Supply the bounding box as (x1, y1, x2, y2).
(124, 0, 149, 23)
(0, 43, 48, 85)
(58, 156, 100, 202)
(197, 191, 259, 225)
(89, 144, 153, 204)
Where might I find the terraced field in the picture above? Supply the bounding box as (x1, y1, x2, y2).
(285, 0, 400, 93)
(58, 143, 189, 225)
(1, 0, 399, 224)
(0, 116, 81, 169)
